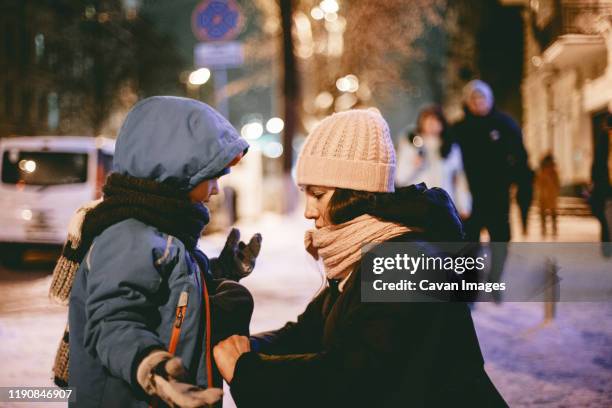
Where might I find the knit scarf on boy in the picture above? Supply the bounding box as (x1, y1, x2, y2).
(48, 173, 210, 387)
(304, 214, 410, 287)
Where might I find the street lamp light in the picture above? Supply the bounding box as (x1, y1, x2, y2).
(266, 117, 285, 134)
(241, 122, 264, 140)
(263, 142, 283, 159)
(320, 0, 339, 14)
(311, 6, 324, 20)
(188, 68, 211, 86)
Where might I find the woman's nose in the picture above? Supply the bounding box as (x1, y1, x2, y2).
(304, 200, 319, 220)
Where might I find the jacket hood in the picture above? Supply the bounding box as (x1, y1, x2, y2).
(462, 79, 494, 106)
(113, 96, 249, 191)
(462, 79, 495, 118)
(372, 183, 465, 241)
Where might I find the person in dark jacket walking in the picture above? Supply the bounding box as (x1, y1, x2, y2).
(590, 112, 612, 257)
(517, 167, 534, 236)
(213, 109, 507, 407)
(453, 80, 530, 284)
(49, 96, 262, 407)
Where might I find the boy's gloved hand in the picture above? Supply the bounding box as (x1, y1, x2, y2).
(136, 350, 223, 408)
(211, 228, 262, 281)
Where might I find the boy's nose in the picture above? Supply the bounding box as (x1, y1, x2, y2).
(210, 180, 220, 196)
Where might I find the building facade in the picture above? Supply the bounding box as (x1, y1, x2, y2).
(0, 0, 171, 139)
(0, 1, 58, 138)
(503, 0, 612, 186)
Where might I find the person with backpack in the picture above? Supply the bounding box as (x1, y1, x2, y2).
(49, 96, 261, 407)
(213, 109, 507, 407)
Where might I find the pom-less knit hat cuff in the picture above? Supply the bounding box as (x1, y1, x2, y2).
(297, 155, 395, 192)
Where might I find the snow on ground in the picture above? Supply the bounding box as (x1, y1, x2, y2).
(474, 301, 612, 407)
(0, 209, 611, 407)
(0, 268, 67, 408)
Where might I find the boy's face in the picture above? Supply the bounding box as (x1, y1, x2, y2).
(189, 178, 220, 204)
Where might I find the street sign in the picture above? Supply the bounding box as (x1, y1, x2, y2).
(192, 0, 244, 42)
(194, 41, 244, 69)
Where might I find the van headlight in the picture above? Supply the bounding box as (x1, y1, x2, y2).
(21, 209, 33, 221)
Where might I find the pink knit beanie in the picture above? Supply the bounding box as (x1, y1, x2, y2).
(296, 108, 396, 192)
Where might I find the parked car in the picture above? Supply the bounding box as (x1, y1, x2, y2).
(0, 136, 114, 267)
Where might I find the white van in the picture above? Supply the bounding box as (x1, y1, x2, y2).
(0, 136, 114, 265)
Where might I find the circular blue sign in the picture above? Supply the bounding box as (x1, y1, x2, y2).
(192, 0, 244, 42)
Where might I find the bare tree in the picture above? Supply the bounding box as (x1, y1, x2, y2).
(280, 0, 300, 175)
(49, 0, 183, 135)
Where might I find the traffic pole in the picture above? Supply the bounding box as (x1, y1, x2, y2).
(213, 69, 229, 119)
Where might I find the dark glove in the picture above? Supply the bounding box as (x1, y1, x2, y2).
(136, 350, 223, 408)
(211, 228, 262, 281)
(210, 280, 254, 344)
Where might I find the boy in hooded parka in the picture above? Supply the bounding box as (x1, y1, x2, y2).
(51, 96, 260, 407)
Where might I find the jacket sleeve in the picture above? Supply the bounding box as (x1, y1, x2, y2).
(231, 302, 446, 408)
(451, 144, 472, 216)
(249, 290, 327, 355)
(83, 225, 172, 390)
(506, 117, 530, 181)
(395, 137, 420, 187)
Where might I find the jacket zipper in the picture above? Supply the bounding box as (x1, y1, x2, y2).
(150, 291, 190, 408)
(168, 291, 189, 354)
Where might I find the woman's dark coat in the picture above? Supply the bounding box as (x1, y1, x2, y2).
(228, 186, 507, 408)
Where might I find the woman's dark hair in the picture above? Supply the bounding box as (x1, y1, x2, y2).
(327, 188, 385, 225)
(540, 153, 555, 168)
(410, 105, 453, 159)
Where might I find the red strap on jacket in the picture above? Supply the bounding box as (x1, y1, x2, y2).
(202, 274, 214, 388)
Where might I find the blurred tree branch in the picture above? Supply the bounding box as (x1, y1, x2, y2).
(48, 0, 183, 136)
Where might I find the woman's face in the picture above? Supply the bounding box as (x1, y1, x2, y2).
(421, 115, 443, 137)
(188, 178, 220, 204)
(303, 185, 335, 229)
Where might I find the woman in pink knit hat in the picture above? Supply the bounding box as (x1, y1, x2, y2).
(214, 109, 506, 407)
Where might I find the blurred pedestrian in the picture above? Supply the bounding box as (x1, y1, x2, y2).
(396, 105, 472, 217)
(213, 109, 507, 408)
(453, 80, 531, 285)
(535, 154, 560, 237)
(516, 167, 534, 236)
(590, 112, 612, 257)
(48, 96, 262, 407)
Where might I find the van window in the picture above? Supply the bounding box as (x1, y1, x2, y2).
(1, 150, 88, 186)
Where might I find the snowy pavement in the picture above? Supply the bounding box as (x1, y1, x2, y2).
(0, 210, 611, 407)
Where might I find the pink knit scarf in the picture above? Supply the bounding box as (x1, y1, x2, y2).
(304, 214, 411, 281)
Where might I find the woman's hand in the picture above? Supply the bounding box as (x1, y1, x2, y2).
(213, 335, 251, 383)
